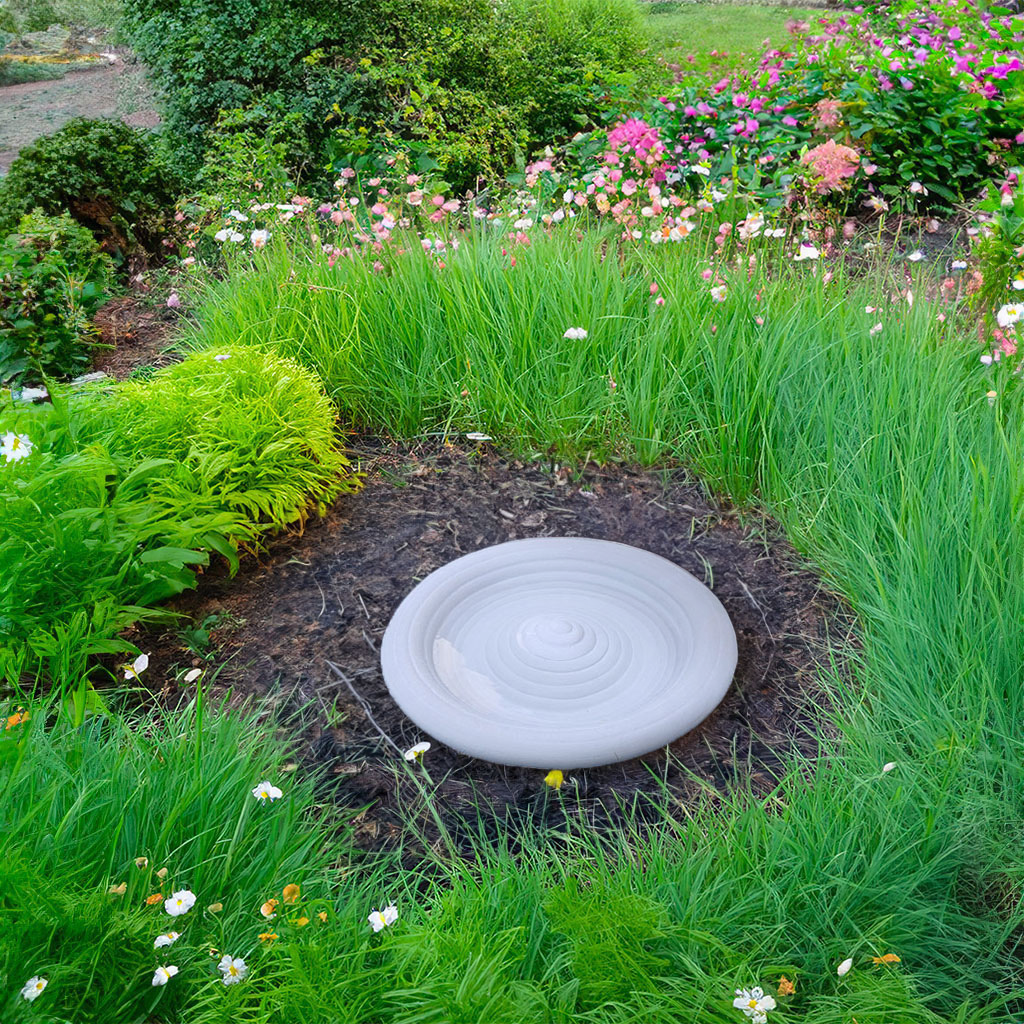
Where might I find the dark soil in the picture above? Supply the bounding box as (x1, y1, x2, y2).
(91, 296, 179, 379)
(127, 439, 854, 858)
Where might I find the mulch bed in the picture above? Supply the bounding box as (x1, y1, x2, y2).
(127, 438, 854, 858)
(91, 296, 179, 379)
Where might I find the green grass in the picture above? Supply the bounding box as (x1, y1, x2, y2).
(175, 225, 1024, 1021)
(0, 695, 382, 1023)
(646, 1, 823, 77)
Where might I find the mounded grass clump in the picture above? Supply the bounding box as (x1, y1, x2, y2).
(0, 345, 358, 686)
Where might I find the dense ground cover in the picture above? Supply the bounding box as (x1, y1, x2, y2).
(3, 0, 1024, 1020)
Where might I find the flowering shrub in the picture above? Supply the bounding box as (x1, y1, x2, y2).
(572, 0, 1024, 213)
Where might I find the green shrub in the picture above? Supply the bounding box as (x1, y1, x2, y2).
(0, 118, 181, 253)
(122, 0, 656, 191)
(0, 210, 111, 385)
(0, 345, 358, 690)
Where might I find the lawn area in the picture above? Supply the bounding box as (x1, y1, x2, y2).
(646, 1, 823, 75)
(2, 0, 1024, 1020)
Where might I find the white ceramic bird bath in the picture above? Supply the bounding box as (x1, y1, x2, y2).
(380, 537, 737, 769)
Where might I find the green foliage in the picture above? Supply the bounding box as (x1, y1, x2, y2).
(544, 879, 671, 1007)
(122, 0, 657, 191)
(0, 345, 357, 693)
(0, 209, 110, 384)
(0, 698, 351, 1023)
(0, 118, 180, 253)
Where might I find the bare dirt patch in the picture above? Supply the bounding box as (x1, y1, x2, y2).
(91, 296, 179, 379)
(128, 439, 854, 857)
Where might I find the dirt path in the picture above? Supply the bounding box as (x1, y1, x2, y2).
(0, 54, 158, 172)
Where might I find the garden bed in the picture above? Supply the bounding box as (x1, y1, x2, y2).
(128, 438, 852, 856)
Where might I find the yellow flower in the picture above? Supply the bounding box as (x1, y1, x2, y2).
(259, 931, 278, 943)
(777, 977, 795, 996)
(295, 916, 310, 927)
(871, 953, 901, 965)
(317, 911, 328, 923)
(5, 708, 29, 730)
(207, 902, 223, 913)
(544, 770, 564, 790)
(155, 867, 168, 880)
(282, 884, 300, 904)
(261, 898, 279, 919)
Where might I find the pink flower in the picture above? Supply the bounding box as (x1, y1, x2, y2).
(166, 292, 181, 308)
(801, 140, 860, 193)
(650, 282, 659, 295)
(431, 195, 445, 208)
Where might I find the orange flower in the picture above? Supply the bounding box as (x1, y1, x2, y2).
(5, 708, 28, 730)
(259, 932, 279, 943)
(145, 892, 163, 905)
(260, 898, 279, 919)
(871, 953, 901, 965)
(777, 976, 796, 996)
(282, 883, 300, 904)
(295, 916, 310, 927)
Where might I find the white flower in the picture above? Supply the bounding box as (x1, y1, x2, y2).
(996, 303, 1022, 328)
(21, 976, 47, 1001)
(184, 668, 202, 683)
(794, 244, 819, 261)
(710, 285, 728, 303)
(227, 209, 249, 222)
(513, 217, 534, 230)
(869, 322, 883, 336)
(563, 327, 588, 340)
(164, 889, 197, 916)
(764, 227, 786, 238)
(152, 965, 179, 986)
(219, 955, 248, 985)
(562, 190, 574, 204)
(837, 956, 854, 976)
(368, 904, 398, 931)
(692, 164, 711, 176)
(404, 741, 431, 760)
(214, 228, 232, 242)
(252, 781, 283, 802)
(908, 181, 928, 194)
(250, 229, 270, 248)
(951, 260, 967, 270)
(1012, 274, 1024, 291)
(906, 250, 924, 262)
(1, 431, 33, 463)
(711, 188, 728, 202)
(123, 653, 149, 681)
(882, 761, 896, 773)
(213, 353, 231, 362)
(154, 931, 180, 948)
(15, 387, 48, 402)
(733, 987, 777, 1022)
(465, 433, 491, 442)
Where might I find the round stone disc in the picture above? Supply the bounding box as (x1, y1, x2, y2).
(380, 537, 737, 769)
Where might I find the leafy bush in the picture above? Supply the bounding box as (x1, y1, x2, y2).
(0, 209, 111, 384)
(0, 345, 358, 689)
(122, 0, 657, 191)
(602, 0, 1024, 213)
(0, 118, 181, 253)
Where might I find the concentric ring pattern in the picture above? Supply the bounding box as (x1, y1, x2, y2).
(380, 538, 738, 768)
